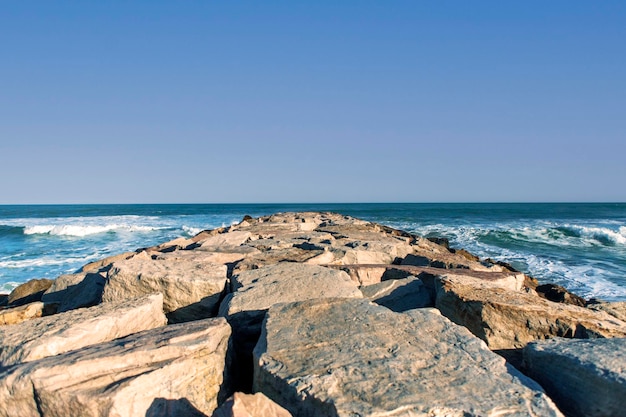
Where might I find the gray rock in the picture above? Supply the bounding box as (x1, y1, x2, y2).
(253, 298, 562, 417)
(0, 317, 231, 417)
(524, 337, 626, 417)
(360, 276, 433, 312)
(0, 293, 166, 367)
(212, 392, 292, 417)
(103, 256, 227, 323)
(42, 271, 106, 312)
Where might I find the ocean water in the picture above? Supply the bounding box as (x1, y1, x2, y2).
(1, 203, 625, 302)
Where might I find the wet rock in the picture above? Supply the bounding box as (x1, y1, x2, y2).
(536, 283, 586, 307)
(524, 337, 626, 417)
(103, 256, 227, 323)
(253, 298, 562, 417)
(0, 317, 230, 417)
(0, 293, 166, 367)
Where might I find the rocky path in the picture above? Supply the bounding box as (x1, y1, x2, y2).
(1, 212, 624, 416)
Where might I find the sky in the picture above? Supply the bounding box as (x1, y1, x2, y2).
(1, 1, 625, 204)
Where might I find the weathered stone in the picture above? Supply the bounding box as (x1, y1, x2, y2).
(253, 298, 562, 417)
(524, 337, 626, 417)
(587, 300, 626, 322)
(0, 317, 231, 417)
(41, 271, 106, 312)
(7, 278, 54, 307)
(0, 302, 45, 325)
(233, 247, 324, 273)
(220, 263, 362, 391)
(0, 293, 166, 367)
(212, 392, 292, 417)
(360, 276, 433, 312)
(103, 257, 227, 323)
(198, 230, 257, 250)
(0, 294, 7, 307)
(436, 274, 626, 349)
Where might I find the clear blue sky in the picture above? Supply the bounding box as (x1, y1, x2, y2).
(1, 1, 624, 203)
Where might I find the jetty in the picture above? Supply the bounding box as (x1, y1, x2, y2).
(1, 212, 625, 416)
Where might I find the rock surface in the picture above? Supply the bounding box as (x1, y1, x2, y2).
(524, 337, 626, 417)
(102, 256, 227, 323)
(41, 271, 106, 312)
(0, 302, 46, 325)
(7, 278, 54, 307)
(360, 275, 433, 312)
(212, 392, 292, 417)
(253, 297, 562, 417)
(435, 273, 626, 349)
(0, 293, 166, 367)
(0, 317, 231, 417)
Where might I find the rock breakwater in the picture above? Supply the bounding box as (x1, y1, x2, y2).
(0, 212, 624, 416)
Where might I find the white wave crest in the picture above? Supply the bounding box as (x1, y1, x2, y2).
(562, 225, 626, 246)
(24, 224, 160, 237)
(182, 225, 203, 236)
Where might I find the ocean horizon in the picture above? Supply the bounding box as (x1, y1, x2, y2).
(1, 202, 625, 302)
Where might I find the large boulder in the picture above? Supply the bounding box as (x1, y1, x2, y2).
(0, 317, 231, 417)
(253, 298, 562, 416)
(435, 273, 626, 349)
(212, 392, 292, 417)
(0, 293, 166, 367)
(7, 278, 54, 307)
(41, 271, 106, 312)
(102, 256, 227, 323)
(523, 337, 626, 417)
(219, 263, 362, 391)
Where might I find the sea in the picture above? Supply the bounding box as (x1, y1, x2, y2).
(1, 203, 625, 302)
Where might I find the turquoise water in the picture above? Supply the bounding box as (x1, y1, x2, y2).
(1, 203, 625, 301)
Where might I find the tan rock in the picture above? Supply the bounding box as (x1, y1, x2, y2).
(219, 263, 362, 391)
(587, 300, 626, 322)
(233, 247, 324, 273)
(102, 256, 227, 323)
(197, 230, 257, 250)
(213, 392, 292, 417)
(435, 274, 626, 349)
(0, 293, 166, 367)
(7, 278, 54, 306)
(253, 298, 562, 416)
(0, 302, 45, 325)
(41, 271, 106, 312)
(0, 317, 231, 417)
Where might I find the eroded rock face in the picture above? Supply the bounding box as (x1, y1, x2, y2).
(0, 317, 231, 417)
(0, 302, 45, 325)
(435, 274, 626, 349)
(212, 392, 292, 417)
(0, 293, 166, 367)
(253, 298, 562, 417)
(523, 337, 626, 417)
(42, 271, 106, 313)
(360, 276, 433, 312)
(103, 256, 227, 323)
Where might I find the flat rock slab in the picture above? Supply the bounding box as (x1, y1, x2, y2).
(103, 256, 227, 323)
(253, 298, 562, 417)
(524, 337, 626, 417)
(220, 264, 362, 348)
(213, 392, 293, 417)
(435, 274, 626, 349)
(0, 293, 166, 367)
(0, 317, 231, 417)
